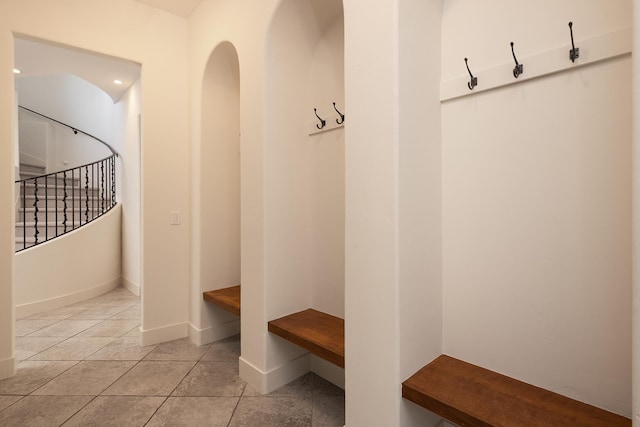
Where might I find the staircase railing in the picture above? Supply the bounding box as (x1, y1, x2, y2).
(15, 107, 118, 252)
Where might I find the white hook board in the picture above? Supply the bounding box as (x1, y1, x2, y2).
(441, 26, 631, 102)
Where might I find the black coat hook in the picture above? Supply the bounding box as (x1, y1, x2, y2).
(510, 42, 523, 78)
(333, 102, 345, 125)
(314, 108, 326, 130)
(464, 58, 477, 90)
(568, 21, 579, 62)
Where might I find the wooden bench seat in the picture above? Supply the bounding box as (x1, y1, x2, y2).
(268, 309, 344, 368)
(203, 285, 241, 316)
(402, 355, 630, 427)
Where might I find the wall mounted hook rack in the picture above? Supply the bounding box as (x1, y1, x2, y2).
(314, 108, 326, 129)
(333, 102, 345, 125)
(464, 58, 477, 90)
(568, 21, 580, 62)
(510, 42, 523, 78)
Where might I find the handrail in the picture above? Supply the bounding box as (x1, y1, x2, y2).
(18, 105, 119, 157)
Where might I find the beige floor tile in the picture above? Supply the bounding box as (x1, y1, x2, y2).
(229, 396, 313, 427)
(32, 361, 136, 395)
(0, 395, 22, 411)
(124, 325, 141, 337)
(102, 361, 195, 396)
(66, 306, 129, 320)
(312, 397, 345, 427)
(201, 335, 240, 362)
(243, 372, 314, 397)
(312, 375, 344, 398)
(27, 320, 101, 338)
(173, 362, 246, 397)
(0, 395, 92, 427)
(144, 337, 210, 361)
(24, 306, 88, 320)
(15, 336, 66, 361)
(76, 320, 140, 338)
(29, 337, 114, 361)
(87, 337, 156, 361)
(63, 396, 164, 427)
(147, 397, 239, 427)
(0, 361, 76, 395)
(15, 319, 60, 337)
(109, 306, 140, 320)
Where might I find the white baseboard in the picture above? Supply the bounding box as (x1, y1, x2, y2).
(122, 277, 140, 296)
(15, 276, 121, 319)
(188, 319, 240, 346)
(140, 322, 188, 346)
(311, 355, 344, 390)
(239, 353, 311, 395)
(0, 357, 16, 380)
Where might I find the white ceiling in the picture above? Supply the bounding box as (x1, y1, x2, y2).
(134, 0, 204, 17)
(14, 37, 141, 103)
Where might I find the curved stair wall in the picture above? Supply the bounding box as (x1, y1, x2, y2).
(14, 203, 122, 318)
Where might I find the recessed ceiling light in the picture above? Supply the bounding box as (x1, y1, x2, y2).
(13, 68, 21, 74)
(113, 79, 122, 85)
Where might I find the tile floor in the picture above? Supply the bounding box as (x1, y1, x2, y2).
(0, 287, 345, 426)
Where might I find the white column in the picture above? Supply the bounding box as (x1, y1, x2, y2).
(633, 0, 640, 424)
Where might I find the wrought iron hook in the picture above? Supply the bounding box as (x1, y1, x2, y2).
(464, 58, 477, 90)
(568, 21, 579, 62)
(510, 42, 523, 78)
(314, 108, 326, 130)
(333, 102, 345, 125)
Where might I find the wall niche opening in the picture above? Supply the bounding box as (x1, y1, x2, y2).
(264, 0, 345, 383)
(200, 41, 241, 326)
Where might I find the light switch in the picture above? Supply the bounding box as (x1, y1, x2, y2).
(170, 211, 181, 225)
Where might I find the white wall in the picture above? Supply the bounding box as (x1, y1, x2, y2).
(0, 0, 190, 361)
(0, 37, 16, 380)
(17, 74, 114, 145)
(441, 0, 632, 417)
(17, 74, 116, 189)
(189, 41, 241, 344)
(189, 0, 279, 381)
(632, 2, 640, 423)
(14, 205, 122, 317)
(112, 79, 142, 296)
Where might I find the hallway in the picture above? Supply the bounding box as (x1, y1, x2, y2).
(0, 288, 345, 426)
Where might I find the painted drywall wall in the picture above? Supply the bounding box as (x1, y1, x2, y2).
(441, 0, 632, 417)
(0, 0, 190, 356)
(14, 205, 122, 317)
(397, 0, 444, 425)
(16, 74, 114, 146)
(189, 41, 241, 343)
(112, 79, 142, 296)
(189, 0, 278, 382)
(0, 36, 16, 380)
(308, 11, 345, 319)
(632, 3, 639, 423)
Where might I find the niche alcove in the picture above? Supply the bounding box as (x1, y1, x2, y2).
(198, 42, 241, 340)
(263, 0, 345, 385)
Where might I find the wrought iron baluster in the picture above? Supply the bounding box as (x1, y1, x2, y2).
(22, 181, 26, 250)
(63, 171, 68, 233)
(55, 174, 59, 237)
(101, 160, 105, 213)
(111, 156, 116, 207)
(33, 178, 39, 246)
(45, 177, 49, 241)
(85, 166, 90, 223)
(72, 169, 75, 230)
